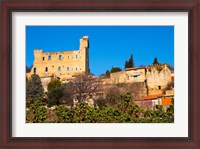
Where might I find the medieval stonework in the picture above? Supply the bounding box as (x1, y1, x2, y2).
(27, 36, 90, 90)
(146, 65, 172, 95)
(103, 65, 172, 95)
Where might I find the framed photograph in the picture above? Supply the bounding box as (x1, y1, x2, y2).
(0, 0, 199, 148)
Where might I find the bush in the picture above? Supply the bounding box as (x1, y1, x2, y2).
(26, 98, 47, 123)
(33, 106, 47, 123)
(47, 79, 62, 92)
(47, 87, 64, 107)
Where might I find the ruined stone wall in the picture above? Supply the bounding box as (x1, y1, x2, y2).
(146, 65, 172, 95)
(109, 71, 126, 84)
(27, 36, 89, 80)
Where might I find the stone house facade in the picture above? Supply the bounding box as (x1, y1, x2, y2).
(107, 67, 146, 84)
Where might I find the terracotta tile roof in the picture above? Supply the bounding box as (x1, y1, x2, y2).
(139, 94, 163, 100)
(162, 98, 173, 106)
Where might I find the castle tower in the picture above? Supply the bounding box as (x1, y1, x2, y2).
(33, 49, 43, 63)
(80, 36, 90, 74)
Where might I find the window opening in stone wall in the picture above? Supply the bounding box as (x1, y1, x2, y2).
(58, 67, 61, 72)
(43, 57, 45, 61)
(59, 55, 62, 60)
(67, 67, 70, 71)
(33, 68, 36, 74)
(75, 55, 78, 59)
(158, 86, 161, 90)
(48, 56, 51, 60)
(75, 67, 78, 71)
(134, 76, 137, 80)
(45, 67, 48, 72)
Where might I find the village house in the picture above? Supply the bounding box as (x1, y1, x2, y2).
(135, 94, 173, 110)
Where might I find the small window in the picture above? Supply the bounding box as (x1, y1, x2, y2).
(68, 56, 70, 59)
(58, 67, 61, 72)
(134, 76, 137, 80)
(45, 67, 48, 72)
(158, 86, 161, 90)
(48, 56, 51, 60)
(59, 55, 62, 60)
(33, 68, 36, 74)
(43, 57, 45, 61)
(75, 67, 78, 71)
(75, 55, 78, 59)
(66, 67, 70, 71)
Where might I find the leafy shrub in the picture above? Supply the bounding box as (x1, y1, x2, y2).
(26, 98, 47, 123)
(47, 79, 61, 92)
(47, 87, 64, 107)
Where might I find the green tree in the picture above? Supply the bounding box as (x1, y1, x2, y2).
(106, 70, 110, 77)
(153, 57, 159, 65)
(26, 74, 44, 104)
(125, 54, 134, 68)
(110, 67, 122, 73)
(47, 79, 61, 92)
(47, 87, 64, 107)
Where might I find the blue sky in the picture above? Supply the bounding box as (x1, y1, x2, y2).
(26, 26, 174, 76)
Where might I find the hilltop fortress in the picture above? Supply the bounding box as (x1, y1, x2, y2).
(27, 36, 90, 90)
(27, 36, 173, 97)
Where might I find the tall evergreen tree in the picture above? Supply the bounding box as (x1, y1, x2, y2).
(106, 70, 110, 77)
(153, 57, 159, 65)
(125, 54, 134, 69)
(26, 74, 44, 103)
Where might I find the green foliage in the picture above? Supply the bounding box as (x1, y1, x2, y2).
(153, 57, 159, 65)
(106, 70, 110, 77)
(54, 102, 134, 123)
(26, 98, 47, 123)
(125, 54, 134, 69)
(33, 106, 47, 123)
(26, 74, 44, 104)
(134, 105, 174, 123)
(95, 98, 107, 108)
(26, 93, 174, 123)
(47, 79, 61, 92)
(54, 105, 73, 123)
(110, 67, 122, 73)
(47, 87, 64, 107)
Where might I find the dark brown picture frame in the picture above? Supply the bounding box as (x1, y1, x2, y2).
(0, 0, 199, 148)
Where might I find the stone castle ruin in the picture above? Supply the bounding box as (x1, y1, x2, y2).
(27, 36, 90, 90)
